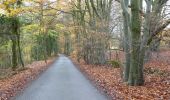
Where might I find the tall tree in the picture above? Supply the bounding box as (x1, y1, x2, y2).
(118, 0, 170, 85)
(1, 0, 24, 69)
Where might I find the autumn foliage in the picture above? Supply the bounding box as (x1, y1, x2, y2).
(72, 50, 170, 100)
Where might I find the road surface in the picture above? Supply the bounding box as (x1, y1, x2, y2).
(14, 55, 108, 100)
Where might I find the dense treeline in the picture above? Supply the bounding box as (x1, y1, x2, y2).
(0, 0, 62, 70)
(72, 0, 113, 64)
(71, 0, 170, 86)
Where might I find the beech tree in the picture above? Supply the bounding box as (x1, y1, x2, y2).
(119, 0, 170, 85)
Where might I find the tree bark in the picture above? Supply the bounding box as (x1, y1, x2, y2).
(12, 37, 18, 70)
(128, 0, 144, 86)
(121, 0, 131, 82)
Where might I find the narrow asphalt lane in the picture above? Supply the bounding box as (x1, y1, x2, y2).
(14, 55, 108, 100)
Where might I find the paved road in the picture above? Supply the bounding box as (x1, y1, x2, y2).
(14, 55, 108, 100)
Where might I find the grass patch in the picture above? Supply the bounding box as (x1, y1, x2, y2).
(107, 60, 121, 68)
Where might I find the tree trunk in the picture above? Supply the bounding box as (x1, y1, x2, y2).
(128, 0, 144, 86)
(122, 12, 131, 82)
(17, 33, 24, 67)
(12, 38, 18, 70)
(121, 0, 131, 82)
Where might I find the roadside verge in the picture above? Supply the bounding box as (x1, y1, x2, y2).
(0, 58, 56, 100)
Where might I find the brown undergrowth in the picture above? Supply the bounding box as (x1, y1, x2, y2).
(0, 58, 56, 100)
(72, 56, 170, 100)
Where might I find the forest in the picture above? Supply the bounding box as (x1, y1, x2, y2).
(0, 0, 170, 100)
